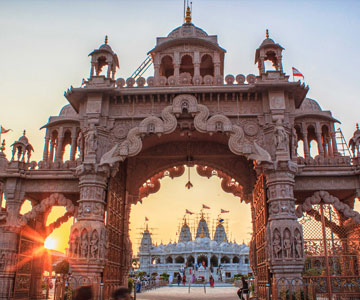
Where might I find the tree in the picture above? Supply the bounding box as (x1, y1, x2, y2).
(54, 259, 69, 274)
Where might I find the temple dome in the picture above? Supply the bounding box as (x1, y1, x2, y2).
(298, 98, 322, 112)
(59, 104, 78, 117)
(168, 23, 209, 39)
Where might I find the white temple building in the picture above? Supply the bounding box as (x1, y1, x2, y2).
(138, 214, 251, 280)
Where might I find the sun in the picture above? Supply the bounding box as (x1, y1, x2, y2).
(44, 237, 57, 250)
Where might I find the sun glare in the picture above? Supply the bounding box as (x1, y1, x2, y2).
(44, 237, 57, 250)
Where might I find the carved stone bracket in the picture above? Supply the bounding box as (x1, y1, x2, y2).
(296, 190, 360, 224)
(100, 94, 271, 167)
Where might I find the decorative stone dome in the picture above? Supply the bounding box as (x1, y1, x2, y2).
(168, 23, 209, 39)
(298, 98, 322, 112)
(59, 104, 78, 117)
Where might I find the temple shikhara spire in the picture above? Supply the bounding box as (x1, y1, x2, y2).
(0, 5, 360, 300)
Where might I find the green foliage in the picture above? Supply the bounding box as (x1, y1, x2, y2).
(54, 260, 69, 274)
(137, 271, 147, 279)
(303, 268, 321, 276)
(160, 273, 169, 280)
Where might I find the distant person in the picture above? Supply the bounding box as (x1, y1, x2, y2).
(209, 275, 215, 288)
(177, 274, 182, 286)
(182, 274, 187, 285)
(169, 274, 173, 285)
(191, 273, 196, 284)
(74, 286, 93, 300)
(112, 287, 131, 300)
(237, 276, 249, 300)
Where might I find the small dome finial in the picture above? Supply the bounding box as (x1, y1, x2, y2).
(356, 123, 359, 130)
(185, 6, 192, 23)
(266, 29, 269, 39)
(105, 35, 108, 44)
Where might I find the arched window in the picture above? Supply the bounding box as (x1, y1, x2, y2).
(180, 55, 194, 77)
(307, 126, 319, 158)
(232, 256, 240, 264)
(197, 255, 208, 267)
(200, 54, 214, 77)
(20, 199, 32, 215)
(264, 50, 278, 72)
(62, 130, 72, 161)
(210, 255, 218, 267)
(166, 256, 173, 264)
(220, 256, 230, 264)
(49, 130, 58, 162)
(160, 55, 174, 78)
(175, 256, 185, 264)
(244, 258, 249, 264)
(186, 256, 195, 267)
(321, 125, 331, 157)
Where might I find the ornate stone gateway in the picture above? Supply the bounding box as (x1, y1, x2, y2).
(1, 9, 360, 300)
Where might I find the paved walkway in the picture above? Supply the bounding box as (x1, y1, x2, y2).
(136, 285, 240, 300)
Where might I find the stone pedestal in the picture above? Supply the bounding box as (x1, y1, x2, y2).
(68, 168, 108, 299)
(265, 161, 305, 283)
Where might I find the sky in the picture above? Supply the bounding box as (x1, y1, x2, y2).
(1, 0, 360, 253)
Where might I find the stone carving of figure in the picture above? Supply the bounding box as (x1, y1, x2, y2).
(283, 230, 292, 258)
(273, 231, 282, 258)
(291, 127, 298, 158)
(80, 232, 89, 258)
(295, 230, 302, 258)
(0, 251, 5, 270)
(77, 131, 84, 160)
(74, 236, 80, 257)
(90, 231, 99, 259)
(85, 127, 97, 155)
(273, 119, 289, 151)
(349, 124, 360, 157)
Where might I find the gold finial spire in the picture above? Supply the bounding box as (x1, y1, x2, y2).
(23, 130, 26, 136)
(266, 29, 269, 39)
(356, 123, 359, 130)
(105, 35, 108, 44)
(185, 6, 192, 23)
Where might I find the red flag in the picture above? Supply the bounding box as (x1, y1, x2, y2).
(292, 67, 304, 78)
(186, 209, 194, 215)
(145, 217, 149, 221)
(202, 204, 210, 209)
(221, 209, 229, 213)
(1, 126, 11, 134)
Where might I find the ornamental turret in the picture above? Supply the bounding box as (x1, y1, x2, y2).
(88, 35, 119, 80)
(139, 224, 153, 252)
(214, 221, 228, 243)
(255, 29, 286, 80)
(148, 5, 226, 86)
(178, 218, 192, 243)
(196, 213, 210, 239)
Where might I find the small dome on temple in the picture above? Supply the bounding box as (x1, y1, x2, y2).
(298, 98, 322, 112)
(59, 104, 78, 117)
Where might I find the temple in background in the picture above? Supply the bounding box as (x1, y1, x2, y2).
(137, 213, 251, 280)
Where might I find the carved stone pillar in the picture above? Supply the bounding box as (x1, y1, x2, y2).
(70, 128, 78, 161)
(330, 130, 338, 155)
(194, 63, 200, 77)
(316, 132, 324, 156)
(302, 132, 310, 158)
(174, 64, 180, 78)
(214, 63, 221, 77)
(49, 139, 56, 162)
(69, 167, 107, 299)
(0, 187, 23, 300)
(0, 230, 18, 300)
(43, 130, 50, 162)
(55, 127, 64, 162)
(265, 162, 305, 282)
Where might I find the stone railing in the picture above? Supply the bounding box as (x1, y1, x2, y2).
(113, 74, 257, 89)
(296, 155, 351, 166)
